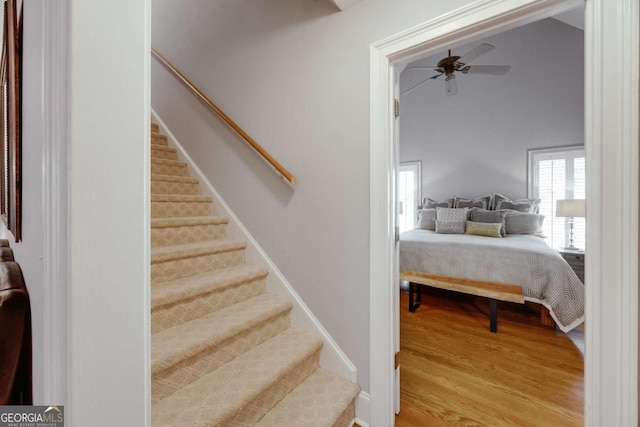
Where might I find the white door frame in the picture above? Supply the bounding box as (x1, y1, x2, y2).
(369, 0, 638, 426)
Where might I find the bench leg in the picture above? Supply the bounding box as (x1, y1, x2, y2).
(409, 282, 422, 312)
(489, 299, 497, 333)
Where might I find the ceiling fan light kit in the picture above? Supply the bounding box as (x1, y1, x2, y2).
(402, 43, 511, 97)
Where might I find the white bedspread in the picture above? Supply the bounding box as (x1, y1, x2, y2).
(399, 229, 585, 332)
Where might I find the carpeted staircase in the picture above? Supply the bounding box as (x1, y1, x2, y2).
(150, 122, 360, 426)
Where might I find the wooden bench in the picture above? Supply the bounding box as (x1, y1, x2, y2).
(400, 271, 525, 333)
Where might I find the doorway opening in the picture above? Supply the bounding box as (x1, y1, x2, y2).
(369, 0, 638, 425)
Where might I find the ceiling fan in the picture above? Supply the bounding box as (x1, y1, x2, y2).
(402, 43, 511, 97)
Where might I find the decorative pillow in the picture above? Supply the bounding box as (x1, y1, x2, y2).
(492, 193, 541, 213)
(503, 211, 545, 234)
(435, 220, 465, 234)
(465, 221, 502, 238)
(454, 195, 492, 210)
(416, 209, 437, 230)
(423, 197, 454, 209)
(470, 209, 507, 237)
(436, 207, 469, 222)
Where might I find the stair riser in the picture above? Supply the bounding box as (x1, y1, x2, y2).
(152, 248, 245, 282)
(151, 123, 159, 132)
(151, 162, 189, 177)
(152, 276, 266, 333)
(151, 201, 211, 218)
(335, 398, 357, 427)
(151, 147, 179, 161)
(225, 351, 321, 426)
(152, 134, 168, 146)
(151, 180, 200, 196)
(152, 312, 290, 403)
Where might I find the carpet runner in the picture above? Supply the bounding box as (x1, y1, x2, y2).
(150, 122, 359, 426)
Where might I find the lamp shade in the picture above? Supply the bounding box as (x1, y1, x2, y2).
(556, 199, 585, 217)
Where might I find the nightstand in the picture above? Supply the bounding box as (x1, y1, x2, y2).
(558, 248, 585, 283)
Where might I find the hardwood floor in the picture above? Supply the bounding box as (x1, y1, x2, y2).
(395, 288, 584, 427)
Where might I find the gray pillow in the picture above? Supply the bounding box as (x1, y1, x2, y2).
(504, 211, 545, 234)
(492, 193, 541, 213)
(416, 209, 437, 230)
(435, 220, 465, 234)
(423, 197, 454, 209)
(436, 207, 469, 222)
(470, 209, 507, 237)
(454, 195, 492, 210)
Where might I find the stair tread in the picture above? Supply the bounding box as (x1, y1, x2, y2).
(152, 293, 292, 375)
(151, 215, 228, 229)
(151, 239, 246, 263)
(151, 158, 187, 166)
(150, 174, 198, 184)
(151, 194, 212, 203)
(151, 131, 165, 138)
(152, 264, 268, 310)
(151, 143, 177, 152)
(152, 329, 322, 426)
(255, 368, 360, 426)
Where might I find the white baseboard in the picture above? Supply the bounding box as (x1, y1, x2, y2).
(151, 110, 358, 385)
(354, 391, 370, 426)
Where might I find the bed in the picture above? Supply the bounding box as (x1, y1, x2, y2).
(399, 229, 585, 333)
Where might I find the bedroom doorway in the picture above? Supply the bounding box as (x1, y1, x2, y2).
(369, 0, 639, 426)
(395, 11, 586, 425)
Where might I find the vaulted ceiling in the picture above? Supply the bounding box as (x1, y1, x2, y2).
(327, 0, 362, 11)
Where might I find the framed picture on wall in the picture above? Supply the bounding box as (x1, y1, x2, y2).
(0, 0, 22, 242)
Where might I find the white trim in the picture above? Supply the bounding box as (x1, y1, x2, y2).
(354, 391, 371, 427)
(41, 0, 69, 405)
(152, 110, 358, 387)
(143, 1, 153, 424)
(584, 0, 638, 425)
(370, 0, 638, 426)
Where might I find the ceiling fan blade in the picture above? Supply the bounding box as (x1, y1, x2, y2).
(463, 65, 511, 75)
(458, 43, 495, 64)
(445, 77, 457, 97)
(401, 73, 443, 96)
(404, 65, 439, 71)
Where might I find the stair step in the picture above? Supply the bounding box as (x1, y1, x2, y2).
(151, 158, 189, 177)
(151, 194, 213, 219)
(151, 215, 228, 247)
(151, 239, 246, 282)
(152, 329, 322, 426)
(151, 174, 200, 196)
(255, 369, 360, 427)
(151, 264, 268, 333)
(151, 122, 159, 132)
(151, 144, 178, 161)
(151, 132, 168, 146)
(152, 293, 293, 402)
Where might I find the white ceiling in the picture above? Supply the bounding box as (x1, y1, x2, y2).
(552, 7, 584, 31)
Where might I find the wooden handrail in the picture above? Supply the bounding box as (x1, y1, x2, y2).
(151, 48, 296, 185)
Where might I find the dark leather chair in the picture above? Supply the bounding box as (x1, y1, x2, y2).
(0, 261, 32, 404)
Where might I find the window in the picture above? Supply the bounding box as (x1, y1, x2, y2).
(398, 162, 421, 233)
(528, 147, 585, 249)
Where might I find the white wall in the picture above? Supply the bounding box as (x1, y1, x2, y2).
(399, 18, 584, 201)
(151, 0, 475, 393)
(68, 0, 150, 425)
